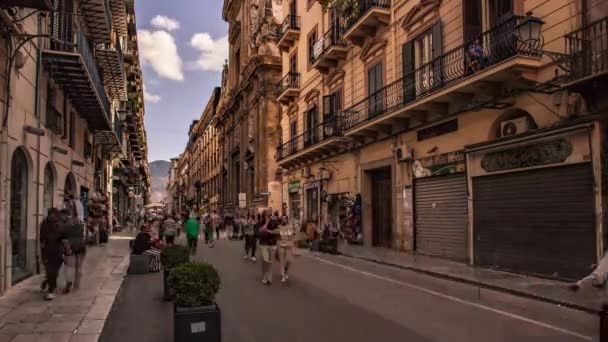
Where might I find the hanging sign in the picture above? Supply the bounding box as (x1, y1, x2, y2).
(288, 181, 301, 194)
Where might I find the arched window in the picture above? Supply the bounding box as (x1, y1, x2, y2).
(10, 148, 29, 283)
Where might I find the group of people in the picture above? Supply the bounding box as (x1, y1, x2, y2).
(240, 209, 296, 285)
(39, 204, 87, 300)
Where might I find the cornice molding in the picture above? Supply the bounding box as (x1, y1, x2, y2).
(325, 69, 345, 88)
(360, 37, 388, 63)
(304, 88, 320, 103)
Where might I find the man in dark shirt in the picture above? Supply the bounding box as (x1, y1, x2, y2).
(258, 210, 279, 285)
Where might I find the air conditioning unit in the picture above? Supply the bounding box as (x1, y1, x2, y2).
(394, 145, 413, 162)
(500, 117, 532, 137)
(301, 166, 312, 178)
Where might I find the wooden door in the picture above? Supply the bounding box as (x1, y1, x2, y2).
(371, 168, 392, 247)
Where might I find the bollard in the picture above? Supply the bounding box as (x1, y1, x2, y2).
(601, 304, 608, 342)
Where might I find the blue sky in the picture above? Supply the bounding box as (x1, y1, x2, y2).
(134, 0, 228, 162)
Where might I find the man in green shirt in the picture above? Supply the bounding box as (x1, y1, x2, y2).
(185, 213, 200, 255)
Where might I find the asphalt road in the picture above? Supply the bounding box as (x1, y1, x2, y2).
(101, 239, 596, 342)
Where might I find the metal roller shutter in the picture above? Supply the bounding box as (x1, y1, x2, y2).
(414, 174, 468, 261)
(473, 163, 595, 280)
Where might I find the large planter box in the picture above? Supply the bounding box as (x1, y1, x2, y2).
(128, 254, 150, 274)
(174, 303, 221, 342)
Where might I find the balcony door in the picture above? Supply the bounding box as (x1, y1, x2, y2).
(51, 0, 73, 50)
(305, 106, 318, 147)
(368, 63, 383, 118)
(489, 0, 513, 26)
(289, 119, 297, 154)
(329, 9, 342, 43)
(289, 0, 296, 17)
(323, 91, 341, 138)
(402, 21, 442, 99)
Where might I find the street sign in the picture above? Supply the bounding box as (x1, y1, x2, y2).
(238, 193, 247, 208)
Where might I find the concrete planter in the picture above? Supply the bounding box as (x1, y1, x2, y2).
(174, 303, 221, 342)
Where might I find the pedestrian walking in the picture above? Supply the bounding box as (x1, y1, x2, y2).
(243, 211, 257, 261)
(40, 209, 71, 300)
(278, 216, 295, 284)
(569, 252, 608, 291)
(158, 214, 166, 242)
(62, 205, 86, 293)
(258, 209, 279, 285)
(39, 208, 61, 292)
(162, 215, 177, 245)
(185, 213, 200, 256)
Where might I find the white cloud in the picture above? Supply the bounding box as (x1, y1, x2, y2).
(150, 15, 180, 31)
(144, 90, 161, 103)
(138, 30, 184, 81)
(189, 33, 229, 72)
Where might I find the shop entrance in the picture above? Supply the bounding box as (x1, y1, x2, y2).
(370, 167, 392, 248)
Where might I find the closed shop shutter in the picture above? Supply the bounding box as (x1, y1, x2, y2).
(473, 163, 595, 280)
(414, 174, 468, 261)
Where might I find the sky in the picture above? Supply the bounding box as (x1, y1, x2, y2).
(134, 0, 228, 162)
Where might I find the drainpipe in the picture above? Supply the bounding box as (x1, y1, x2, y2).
(33, 16, 42, 275)
(0, 28, 11, 293)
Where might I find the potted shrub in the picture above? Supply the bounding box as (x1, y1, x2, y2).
(169, 262, 221, 342)
(160, 244, 190, 300)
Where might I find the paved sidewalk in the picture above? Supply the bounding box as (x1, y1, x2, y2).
(335, 244, 608, 314)
(0, 236, 131, 342)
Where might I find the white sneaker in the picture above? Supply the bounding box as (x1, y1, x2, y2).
(44, 293, 55, 301)
(251, 257, 256, 262)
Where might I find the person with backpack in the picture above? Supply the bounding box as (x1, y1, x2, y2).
(62, 206, 86, 293)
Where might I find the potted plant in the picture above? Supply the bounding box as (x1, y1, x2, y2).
(160, 244, 190, 300)
(169, 262, 221, 342)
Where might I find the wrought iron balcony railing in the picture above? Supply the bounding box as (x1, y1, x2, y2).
(49, 13, 111, 123)
(343, 0, 390, 33)
(311, 28, 348, 64)
(340, 15, 538, 131)
(277, 72, 300, 93)
(566, 16, 607, 82)
(278, 15, 300, 38)
(277, 118, 342, 160)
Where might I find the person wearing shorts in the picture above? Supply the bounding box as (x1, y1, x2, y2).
(258, 210, 279, 285)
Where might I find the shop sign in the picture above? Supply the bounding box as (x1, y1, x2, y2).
(481, 138, 573, 172)
(304, 180, 321, 190)
(413, 151, 465, 178)
(238, 193, 247, 208)
(288, 181, 301, 193)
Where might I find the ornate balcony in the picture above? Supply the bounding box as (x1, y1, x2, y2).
(563, 16, 607, 90)
(339, 15, 542, 141)
(95, 112, 125, 157)
(80, 0, 112, 43)
(311, 29, 348, 73)
(43, 14, 111, 131)
(277, 15, 301, 51)
(277, 118, 348, 169)
(97, 32, 127, 101)
(277, 72, 301, 104)
(343, 0, 390, 46)
(109, 0, 128, 38)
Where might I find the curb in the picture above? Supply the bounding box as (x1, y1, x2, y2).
(338, 252, 601, 316)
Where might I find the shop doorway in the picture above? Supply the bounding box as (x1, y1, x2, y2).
(370, 167, 392, 247)
(10, 148, 29, 284)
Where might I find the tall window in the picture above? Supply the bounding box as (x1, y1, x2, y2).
(289, 53, 297, 73)
(368, 63, 383, 117)
(235, 49, 241, 82)
(43, 164, 54, 217)
(306, 188, 319, 221)
(323, 91, 341, 137)
(308, 29, 317, 65)
(289, 119, 297, 153)
(69, 110, 75, 148)
(305, 106, 318, 147)
(414, 31, 433, 94)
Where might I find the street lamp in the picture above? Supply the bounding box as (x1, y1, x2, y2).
(517, 12, 544, 50)
(324, 120, 334, 137)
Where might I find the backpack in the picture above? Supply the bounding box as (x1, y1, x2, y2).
(64, 223, 85, 252)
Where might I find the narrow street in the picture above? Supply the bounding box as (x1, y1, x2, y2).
(101, 239, 597, 342)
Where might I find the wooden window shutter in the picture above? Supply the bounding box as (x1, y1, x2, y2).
(402, 41, 415, 102)
(431, 20, 443, 90)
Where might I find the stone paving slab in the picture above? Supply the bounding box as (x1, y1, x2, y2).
(0, 235, 130, 342)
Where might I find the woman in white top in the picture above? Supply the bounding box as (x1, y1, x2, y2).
(277, 216, 295, 284)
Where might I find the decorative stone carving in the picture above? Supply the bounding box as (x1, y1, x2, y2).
(325, 69, 345, 88)
(481, 139, 573, 173)
(359, 37, 388, 63)
(304, 88, 320, 104)
(287, 103, 299, 117)
(401, 0, 442, 32)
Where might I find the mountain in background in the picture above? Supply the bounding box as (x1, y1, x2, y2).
(149, 160, 171, 203)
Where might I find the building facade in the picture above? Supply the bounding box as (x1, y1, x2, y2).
(215, 0, 284, 218)
(0, 0, 149, 291)
(276, 0, 608, 280)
